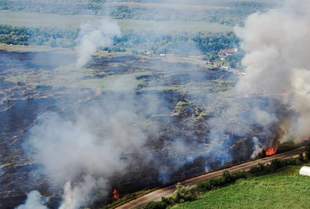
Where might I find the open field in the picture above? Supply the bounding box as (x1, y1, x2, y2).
(172, 165, 310, 209)
(0, 43, 74, 53)
(1, 0, 278, 13)
(0, 11, 232, 34)
(104, 2, 230, 11)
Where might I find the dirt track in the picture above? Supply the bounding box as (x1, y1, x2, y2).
(115, 147, 305, 209)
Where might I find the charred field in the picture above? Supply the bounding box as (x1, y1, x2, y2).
(0, 47, 294, 209)
(0, 1, 308, 209)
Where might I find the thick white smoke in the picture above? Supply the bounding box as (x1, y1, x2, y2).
(25, 94, 153, 209)
(28, 108, 146, 185)
(58, 176, 106, 209)
(251, 137, 263, 159)
(235, 0, 310, 142)
(205, 0, 310, 161)
(16, 191, 48, 209)
(17, 17, 145, 209)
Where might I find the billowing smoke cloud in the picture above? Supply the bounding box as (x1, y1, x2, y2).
(28, 104, 150, 185)
(203, 0, 310, 162)
(24, 90, 156, 209)
(235, 0, 310, 142)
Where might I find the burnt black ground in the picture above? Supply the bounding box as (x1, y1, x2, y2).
(0, 50, 282, 209)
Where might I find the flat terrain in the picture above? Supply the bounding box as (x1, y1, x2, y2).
(104, 2, 230, 11)
(0, 11, 232, 34)
(0, 1, 283, 208)
(172, 165, 310, 209)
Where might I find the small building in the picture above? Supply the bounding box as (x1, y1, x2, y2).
(299, 166, 310, 176)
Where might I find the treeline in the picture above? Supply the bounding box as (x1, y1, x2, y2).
(111, 32, 240, 56)
(194, 32, 239, 56)
(0, 24, 240, 56)
(0, 25, 77, 47)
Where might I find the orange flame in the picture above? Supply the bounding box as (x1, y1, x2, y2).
(112, 189, 120, 201)
(265, 147, 277, 156)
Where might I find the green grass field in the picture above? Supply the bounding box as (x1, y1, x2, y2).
(172, 166, 310, 209)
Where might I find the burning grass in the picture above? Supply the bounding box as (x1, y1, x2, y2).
(265, 147, 277, 156)
(172, 165, 310, 209)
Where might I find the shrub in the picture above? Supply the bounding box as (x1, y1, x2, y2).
(143, 201, 168, 209)
(144, 184, 198, 209)
(172, 184, 198, 203)
(161, 196, 175, 206)
(249, 163, 269, 175)
(223, 170, 233, 183)
(305, 144, 310, 161)
(232, 171, 248, 180)
(197, 180, 213, 191)
(198, 171, 245, 192)
(270, 159, 283, 171)
(249, 158, 302, 177)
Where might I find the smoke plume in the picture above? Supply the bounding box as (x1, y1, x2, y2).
(235, 0, 310, 142)
(201, 0, 310, 163)
(76, 18, 120, 67)
(24, 92, 155, 209)
(16, 191, 48, 209)
(17, 16, 140, 209)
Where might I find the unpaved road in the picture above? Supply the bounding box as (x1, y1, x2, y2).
(115, 147, 305, 209)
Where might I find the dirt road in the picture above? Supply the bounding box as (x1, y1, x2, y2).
(115, 147, 305, 209)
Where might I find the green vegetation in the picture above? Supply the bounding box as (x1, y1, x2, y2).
(0, 1, 275, 26)
(0, 24, 240, 60)
(144, 184, 199, 209)
(193, 32, 239, 56)
(172, 165, 310, 209)
(110, 32, 239, 58)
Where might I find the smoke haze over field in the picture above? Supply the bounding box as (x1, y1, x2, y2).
(17, 15, 149, 208)
(18, 9, 171, 207)
(15, 0, 310, 209)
